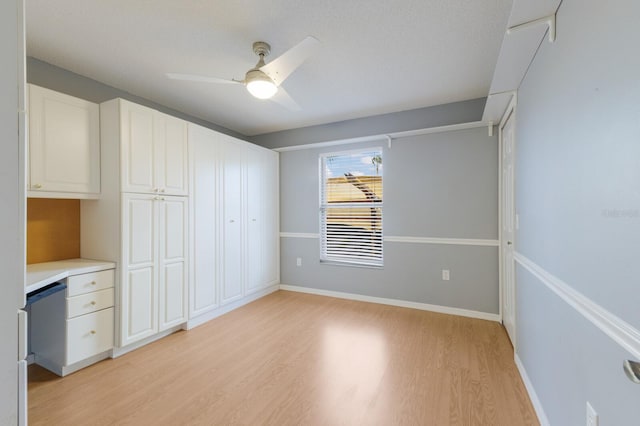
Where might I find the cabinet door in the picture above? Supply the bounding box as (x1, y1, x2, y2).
(28, 84, 100, 194)
(158, 196, 188, 330)
(220, 138, 244, 305)
(245, 145, 264, 294)
(156, 113, 188, 196)
(189, 124, 219, 318)
(121, 193, 158, 346)
(121, 101, 155, 194)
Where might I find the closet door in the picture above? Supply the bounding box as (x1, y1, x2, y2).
(263, 150, 280, 286)
(121, 193, 158, 346)
(245, 145, 264, 294)
(188, 124, 219, 318)
(220, 138, 244, 305)
(158, 196, 188, 331)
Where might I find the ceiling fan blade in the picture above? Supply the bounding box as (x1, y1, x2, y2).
(269, 86, 301, 111)
(166, 73, 242, 85)
(260, 36, 320, 86)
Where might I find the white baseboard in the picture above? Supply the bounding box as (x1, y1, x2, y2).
(185, 284, 280, 330)
(515, 354, 550, 426)
(34, 350, 111, 377)
(279, 284, 500, 322)
(111, 325, 183, 358)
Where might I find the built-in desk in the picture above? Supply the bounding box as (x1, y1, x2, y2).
(27, 258, 116, 376)
(26, 258, 116, 294)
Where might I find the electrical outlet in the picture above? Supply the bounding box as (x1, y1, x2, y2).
(586, 402, 598, 426)
(296, 257, 302, 267)
(442, 269, 450, 281)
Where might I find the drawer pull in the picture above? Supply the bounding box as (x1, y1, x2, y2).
(32, 183, 42, 189)
(90, 330, 96, 335)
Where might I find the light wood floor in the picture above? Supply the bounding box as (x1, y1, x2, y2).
(29, 290, 538, 425)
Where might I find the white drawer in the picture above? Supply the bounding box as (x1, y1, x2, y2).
(66, 307, 114, 365)
(67, 288, 114, 319)
(67, 269, 114, 297)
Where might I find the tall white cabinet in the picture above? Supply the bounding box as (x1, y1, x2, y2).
(82, 99, 188, 348)
(188, 123, 279, 326)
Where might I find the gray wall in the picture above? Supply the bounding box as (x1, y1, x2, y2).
(280, 127, 499, 314)
(515, 0, 640, 423)
(27, 57, 245, 139)
(250, 97, 486, 149)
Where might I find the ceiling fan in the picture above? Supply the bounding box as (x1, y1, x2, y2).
(166, 36, 320, 111)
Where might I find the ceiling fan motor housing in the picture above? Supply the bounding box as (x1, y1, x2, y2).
(252, 41, 271, 57)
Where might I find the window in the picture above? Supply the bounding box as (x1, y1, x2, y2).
(320, 148, 383, 267)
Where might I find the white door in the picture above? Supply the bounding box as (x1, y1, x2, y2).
(188, 124, 219, 317)
(501, 107, 517, 347)
(221, 138, 244, 304)
(158, 196, 188, 330)
(1, 0, 26, 422)
(28, 84, 100, 194)
(263, 150, 280, 286)
(156, 113, 188, 196)
(121, 193, 158, 346)
(121, 101, 155, 194)
(245, 145, 263, 294)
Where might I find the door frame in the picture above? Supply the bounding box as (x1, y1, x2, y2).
(498, 93, 517, 348)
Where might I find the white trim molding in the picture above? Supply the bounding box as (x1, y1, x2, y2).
(280, 232, 319, 239)
(515, 252, 640, 360)
(279, 284, 500, 322)
(280, 232, 499, 247)
(273, 121, 488, 152)
(515, 354, 551, 426)
(185, 285, 280, 330)
(384, 236, 499, 247)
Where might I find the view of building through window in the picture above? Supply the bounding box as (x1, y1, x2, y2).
(320, 148, 383, 266)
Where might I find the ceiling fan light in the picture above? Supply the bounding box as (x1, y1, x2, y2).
(246, 78, 278, 99)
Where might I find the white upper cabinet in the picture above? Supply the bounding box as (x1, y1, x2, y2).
(157, 114, 189, 196)
(120, 100, 188, 196)
(28, 84, 100, 197)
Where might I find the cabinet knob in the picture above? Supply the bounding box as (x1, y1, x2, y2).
(90, 330, 96, 335)
(90, 281, 97, 285)
(153, 188, 159, 193)
(230, 219, 235, 223)
(252, 218, 257, 222)
(90, 301, 96, 306)
(32, 183, 42, 189)
(160, 188, 165, 193)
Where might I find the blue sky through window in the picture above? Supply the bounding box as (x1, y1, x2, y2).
(325, 149, 382, 178)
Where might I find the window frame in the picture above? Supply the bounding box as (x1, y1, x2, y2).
(318, 147, 384, 268)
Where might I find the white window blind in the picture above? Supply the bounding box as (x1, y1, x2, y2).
(320, 149, 383, 267)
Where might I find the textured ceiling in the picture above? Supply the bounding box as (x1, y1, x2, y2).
(26, 0, 512, 136)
